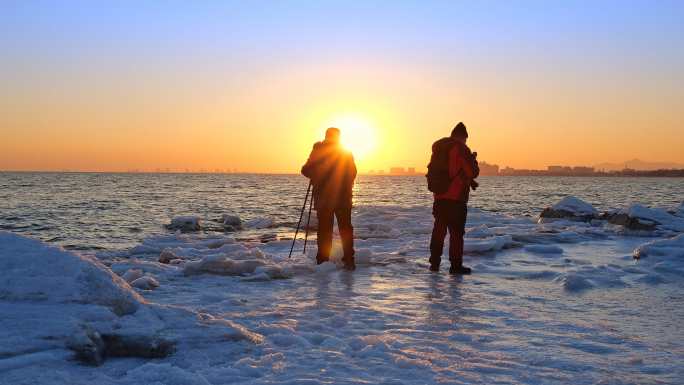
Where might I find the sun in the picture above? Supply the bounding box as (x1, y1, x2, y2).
(320, 113, 378, 162)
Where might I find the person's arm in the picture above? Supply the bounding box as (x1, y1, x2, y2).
(301, 143, 321, 179)
(454, 144, 479, 179)
(465, 146, 480, 179)
(348, 153, 357, 181)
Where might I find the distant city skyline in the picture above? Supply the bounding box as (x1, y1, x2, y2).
(9, 157, 683, 175)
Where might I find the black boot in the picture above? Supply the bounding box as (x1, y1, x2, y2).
(316, 254, 329, 265)
(341, 255, 356, 270)
(449, 265, 471, 275)
(429, 256, 441, 272)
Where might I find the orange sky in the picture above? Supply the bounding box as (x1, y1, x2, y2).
(2, 2, 683, 173)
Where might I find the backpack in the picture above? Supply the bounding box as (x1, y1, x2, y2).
(426, 137, 457, 194)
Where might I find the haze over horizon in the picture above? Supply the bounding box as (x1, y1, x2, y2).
(2, 1, 683, 173)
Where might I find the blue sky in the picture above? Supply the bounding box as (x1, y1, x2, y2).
(2, 1, 683, 172)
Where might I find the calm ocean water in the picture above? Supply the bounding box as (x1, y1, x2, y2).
(1, 172, 682, 251)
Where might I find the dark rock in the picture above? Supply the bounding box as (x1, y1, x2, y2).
(66, 324, 106, 367)
(158, 248, 179, 264)
(539, 196, 599, 223)
(101, 334, 176, 360)
(608, 213, 658, 231)
(539, 208, 598, 223)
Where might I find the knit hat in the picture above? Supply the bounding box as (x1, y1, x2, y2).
(325, 127, 341, 141)
(451, 122, 468, 138)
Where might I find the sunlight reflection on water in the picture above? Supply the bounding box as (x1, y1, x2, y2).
(1, 172, 682, 251)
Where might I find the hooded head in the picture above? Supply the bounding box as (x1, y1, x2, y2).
(451, 122, 468, 139)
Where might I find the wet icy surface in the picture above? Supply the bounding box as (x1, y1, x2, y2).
(2, 174, 683, 383)
(2, 199, 684, 384)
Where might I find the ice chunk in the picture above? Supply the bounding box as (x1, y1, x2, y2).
(170, 216, 202, 230)
(141, 232, 235, 250)
(0, 231, 258, 367)
(557, 273, 592, 291)
(463, 235, 513, 253)
(129, 276, 159, 290)
(183, 254, 266, 276)
(633, 233, 684, 260)
(355, 248, 373, 264)
(666, 200, 684, 218)
(244, 217, 275, 229)
(525, 245, 563, 254)
(395, 356, 433, 369)
(388, 229, 402, 238)
(465, 224, 494, 238)
(129, 245, 162, 255)
(120, 269, 143, 283)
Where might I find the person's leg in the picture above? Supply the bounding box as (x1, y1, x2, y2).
(447, 201, 470, 274)
(336, 208, 355, 269)
(316, 208, 334, 264)
(429, 199, 449, 270)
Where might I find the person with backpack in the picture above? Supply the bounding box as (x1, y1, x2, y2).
(301, 127, 358, 270)
(426, 122, 479, 274)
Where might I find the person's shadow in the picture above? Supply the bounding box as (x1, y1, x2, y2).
(424, 273, 465, 327)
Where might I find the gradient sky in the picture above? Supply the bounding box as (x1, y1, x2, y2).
(2, 1, 683, 173)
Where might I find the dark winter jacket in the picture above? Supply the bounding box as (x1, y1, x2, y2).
(301, 139, 357, 209)
(433, 136, 479, 203)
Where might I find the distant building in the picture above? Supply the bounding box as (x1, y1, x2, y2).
(478, 161, 499, 175)
(548, 165, 563, 172)
(500, 166, 515, 175)
(573, 166, 594, 174)
(407, 167, 416, 174)
(389, 167, 405, 175)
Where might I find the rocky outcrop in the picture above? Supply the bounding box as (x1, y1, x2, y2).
(609, 213, 657, 231)
(539, 196, 599, 223)
(218, 214, 245, 231)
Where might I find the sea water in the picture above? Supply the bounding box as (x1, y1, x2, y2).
(1, 172, 682, 251)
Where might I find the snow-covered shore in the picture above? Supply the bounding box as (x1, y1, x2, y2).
(2, 197, 683, 384)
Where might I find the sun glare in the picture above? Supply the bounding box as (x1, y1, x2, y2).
(321, 114, 378, 162)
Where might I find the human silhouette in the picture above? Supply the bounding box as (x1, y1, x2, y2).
(301, 127, 357, 270)
(429, 122, 480, 274)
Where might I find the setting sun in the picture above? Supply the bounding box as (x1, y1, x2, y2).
(323, 114, 378, 162)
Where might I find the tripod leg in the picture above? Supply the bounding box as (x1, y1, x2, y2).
(303, 191, 315, 254)
(288, 181, 311, 258)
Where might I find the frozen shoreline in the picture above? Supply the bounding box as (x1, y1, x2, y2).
(2, 197, 684, 384)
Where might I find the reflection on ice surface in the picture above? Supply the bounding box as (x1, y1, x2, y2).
(1, 196, 684, 384)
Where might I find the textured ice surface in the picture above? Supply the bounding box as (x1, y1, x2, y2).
(2, 203, 684, 384)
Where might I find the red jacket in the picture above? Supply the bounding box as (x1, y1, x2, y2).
(433, 137, 479, 202)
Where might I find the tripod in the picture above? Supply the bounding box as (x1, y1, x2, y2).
(288, 180, 314, 258)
